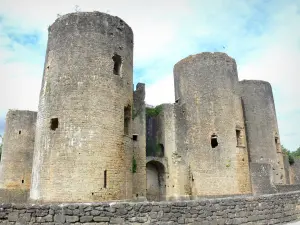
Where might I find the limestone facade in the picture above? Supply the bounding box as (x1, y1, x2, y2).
(0, 11, 294, 203)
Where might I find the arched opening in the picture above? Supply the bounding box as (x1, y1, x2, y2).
(112, 53, 122, 75)
(146, 160, 166, 201)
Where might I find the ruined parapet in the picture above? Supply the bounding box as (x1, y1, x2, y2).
(132, 83, 146, 200)
(239, 80, 286, 191)
(0, 110, 37, 190)
(173, 52, 252, 196)
(30, 12, 134, 202)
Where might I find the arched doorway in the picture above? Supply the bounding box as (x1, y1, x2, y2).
(146, 160, 166, 201)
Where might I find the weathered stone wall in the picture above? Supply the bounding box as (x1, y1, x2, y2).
(0, 110, 37, 190)
(239, 80, 285, 190)
(173, 52, 251, 196)
(1, 191, 300, 224)
(290, 159, 300, 184)
(132, 83, 146, 200)
(283, 154, 291, 185)
(159, 104, 190, 200)
(276, 185, 300, 193)
(0, 189, 29, 204)
(30, 12, 134, 203)
(249, 163, 277, 195)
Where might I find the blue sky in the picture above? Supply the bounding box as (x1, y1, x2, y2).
(0, 0, 299, 151)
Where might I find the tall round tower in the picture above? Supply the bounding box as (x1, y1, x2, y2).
(173, 52, 251, 196)
(0, 110, 37, 190)
(239, 80, 285, 186)
(30, 12, 134, 202)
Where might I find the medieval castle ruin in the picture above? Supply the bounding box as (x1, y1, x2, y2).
(0, 11, 299, 208)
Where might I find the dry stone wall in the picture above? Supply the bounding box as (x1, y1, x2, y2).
(1, 191, 300, 224)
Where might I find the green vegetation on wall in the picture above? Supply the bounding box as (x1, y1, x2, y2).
(132, 156, 137, 173)
(146, 105, 163, 117)
(282, 145, 300, 165)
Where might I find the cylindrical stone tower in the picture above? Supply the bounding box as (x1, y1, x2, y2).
(173, 52, 252, 196)
(30, 12, 134, 202)
(239, 80, 285, 187)
(0, 110, 37, 190)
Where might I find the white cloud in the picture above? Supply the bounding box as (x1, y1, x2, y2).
(0, 62, 42, 112)
(145, 75, 174, 106)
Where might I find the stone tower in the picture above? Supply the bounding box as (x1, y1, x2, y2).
(0, 110, 37, 190)
(30, 12, 134, 202)
(239, 80, 286, 194)
(173, 52, 252, 196)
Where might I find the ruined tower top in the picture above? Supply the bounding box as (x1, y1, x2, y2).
(48, 11, 133, 45)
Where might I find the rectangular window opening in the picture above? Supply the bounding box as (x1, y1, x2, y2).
(50, 118, 59, 131)
(104, 170, 107, 188)
(236, 129, 242, 146)
(133, 134, 138, 141)
(275, 137, 281, 152)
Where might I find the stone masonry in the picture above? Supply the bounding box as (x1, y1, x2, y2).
(0, 10, 298, 209)
(0, 110, 37, 190)
(1, 191, 300, 224)
(30, 12, 134, 203)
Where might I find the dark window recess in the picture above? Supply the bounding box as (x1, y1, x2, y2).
(124, 106, 131, 135)
(133, 134, 138, 141)
(112, 54, 122, 75)
(158, 143, 165, 157)
(275, 137, 280, 152)
(19, 130, 21, 134)
(211, 134, 218, 148)
(104, 170, 107, 188)
(236, 129, 242, 146)
(21, 179, 24, 184)
(50, 118, 59, 130)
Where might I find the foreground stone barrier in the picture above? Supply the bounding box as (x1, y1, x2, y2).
(0, 191, 300, 224)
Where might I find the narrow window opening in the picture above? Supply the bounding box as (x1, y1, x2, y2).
(275, 137, 280, 152)
(112, 54, 122, 75)
(211, 134, 218, 148)
(158, 143, 164, 157)
(236, 129, 242, 146)
(50, 118, 59, 131)
(133, 134, 138, 141)
(136, 194, 138, 197)
(104, 170, 107, 188)
(124, 106, 131, 135)
(21, 179, 24, 184)
(19, 130, 21, 134)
